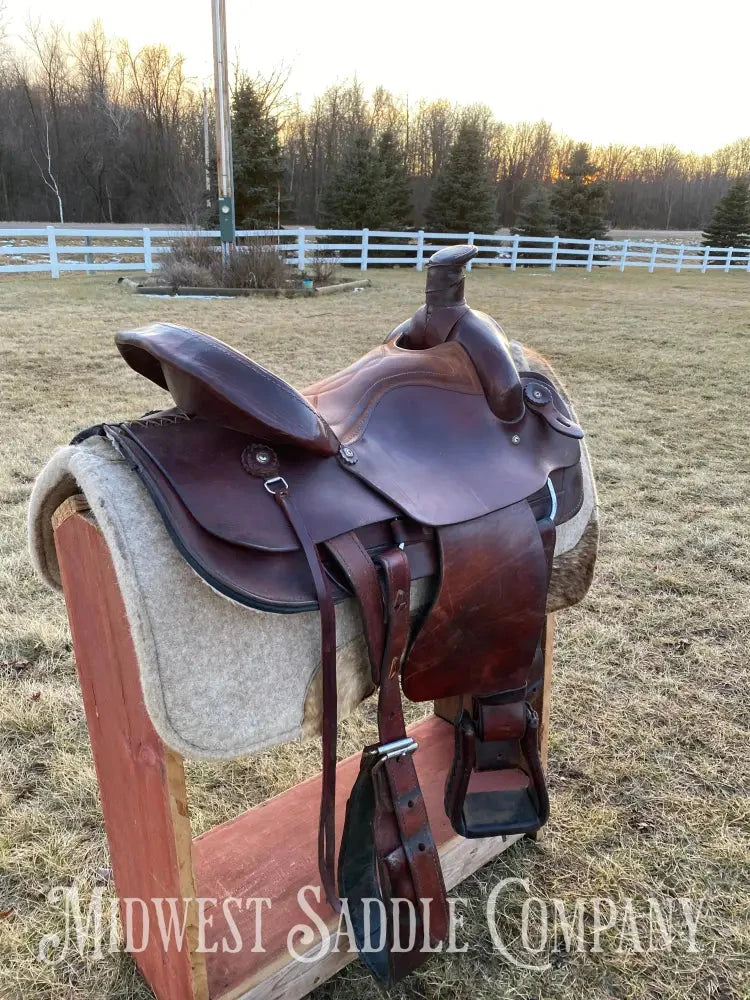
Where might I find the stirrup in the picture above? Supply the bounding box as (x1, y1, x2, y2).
(445, 700, 549, 839)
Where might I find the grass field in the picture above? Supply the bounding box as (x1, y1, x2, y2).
(0, 268, 748, 1000)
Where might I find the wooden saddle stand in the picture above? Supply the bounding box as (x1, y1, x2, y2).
(55, 245, 586, 1000)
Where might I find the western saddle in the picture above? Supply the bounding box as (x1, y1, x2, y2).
(77, 245, 586, 985)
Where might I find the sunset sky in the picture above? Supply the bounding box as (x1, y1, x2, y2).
(5, 0, 748, 153)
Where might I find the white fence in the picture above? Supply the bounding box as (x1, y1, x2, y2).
(1, 225, 749, 277)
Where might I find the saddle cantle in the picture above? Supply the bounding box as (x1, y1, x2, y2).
(82, 245, 587, 986)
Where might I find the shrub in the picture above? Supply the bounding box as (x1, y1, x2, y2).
(159, 258, 218, 288)
(158, 237, 216, 288)
(224, 243, 289, 288)
(308, 251, 338, 286)
(157, 238, 289, 289)
(167, 236, 217, 270)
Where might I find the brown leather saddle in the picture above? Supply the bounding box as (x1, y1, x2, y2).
(74, 245, 585, 985)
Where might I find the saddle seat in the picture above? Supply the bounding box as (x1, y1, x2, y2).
(112, 330, 581, 555)
(117, 319, 486, 452)
(116, 323, 341, 456)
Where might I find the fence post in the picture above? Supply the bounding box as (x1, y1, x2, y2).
(585, 238, 595, 272)
(465, 232, 475, 271)
(47, 225, 59, 279)
(619, 239, 629, 272)
(648, 243, 658, 274)
(143, 228, 153, 274)
(724, 246, 733, 273)
(550, 236, 559, 273)
(415, 230, 425, 271)
(510, 234, 519, 272)
(84, 235, 94, 276)
(676, 245, 685, 275)
(297, 227, 306, 272)
(701, 246, 710, 273)
(360, 228, 369, 271)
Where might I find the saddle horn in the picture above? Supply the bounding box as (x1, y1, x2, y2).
(425, 243, 475, 314)
(390, 244, 525, 423)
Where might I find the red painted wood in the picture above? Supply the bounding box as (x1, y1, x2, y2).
(55, 511, 199, 1000)
(193, 714, 520, 999)
(54, 507, 548, 1000)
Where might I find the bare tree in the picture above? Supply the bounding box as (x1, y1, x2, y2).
(31, 115, 64, 221)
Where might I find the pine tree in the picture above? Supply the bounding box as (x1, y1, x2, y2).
(231, 78, 284, 228)
(702, 181, 750, 248)
(376, 129, 413, 228)
(512, 187, 557, 237)
(318, 131, 384, 228)
(551, 145, 609, 240)
(424, 123, 496, 233)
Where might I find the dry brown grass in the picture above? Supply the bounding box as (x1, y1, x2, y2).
(1, 268, 748, 1000)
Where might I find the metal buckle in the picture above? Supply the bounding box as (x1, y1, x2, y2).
(368, 736, 419, 761)
(526, 704, 540, 730)
(263, 476, 289, 495)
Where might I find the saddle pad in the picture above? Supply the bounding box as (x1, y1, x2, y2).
(29, 342, 598, 761)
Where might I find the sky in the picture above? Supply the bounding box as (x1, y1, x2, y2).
(5, 0, 749, 154)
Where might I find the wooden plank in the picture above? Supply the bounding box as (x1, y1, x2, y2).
(194, 714, 522, 1000)
(433, 694, 460, 724)
(540, 614, 556, 760)
(143, 227, 153, 273)
(54, 508, 208, 1000)
(46, 225, 59, 278)
(51, 493, 91, 530)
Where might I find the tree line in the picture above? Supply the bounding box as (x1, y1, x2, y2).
(1, 18, 749, 234)
(0, 20, 204, 223)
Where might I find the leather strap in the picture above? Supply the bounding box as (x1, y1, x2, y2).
(376, 550, 448, 953)
(331, 537, 448, 985)
(325, 530, 385, 682)
(268, 480, 340, 910)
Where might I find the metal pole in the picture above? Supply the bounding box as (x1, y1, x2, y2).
(202, 86, 211, 210)
(211, 0, 235, 258)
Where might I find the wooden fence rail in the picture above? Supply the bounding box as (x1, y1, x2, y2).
(1, 226, 749, 277)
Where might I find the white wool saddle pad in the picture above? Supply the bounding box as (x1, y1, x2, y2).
(29, 343, 598, 760)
